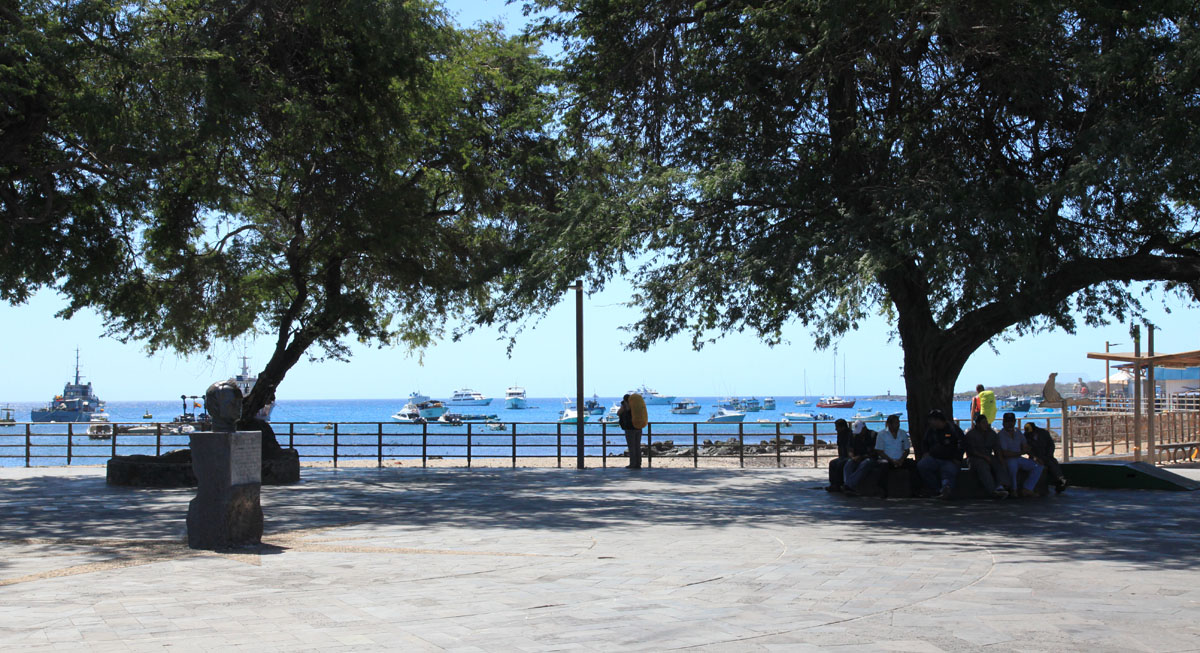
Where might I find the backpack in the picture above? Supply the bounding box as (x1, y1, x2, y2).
(628, 393, 648, 429)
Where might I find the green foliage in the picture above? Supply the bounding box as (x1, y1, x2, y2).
(4, 0, 565, 413)
(525, 0, 1200, 356)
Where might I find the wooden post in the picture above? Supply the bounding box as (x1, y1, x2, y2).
(1132, 325, 1142, 461)
(574, 280, 585, 470)
(377, 423, 383, 468)
(1147, 325, 1156, 465)
(511, 422, 517, 468)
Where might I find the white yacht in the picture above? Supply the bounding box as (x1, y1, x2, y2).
(446, 388, 492, 406)
(706, 408, 746, 424)
(408, 391, 430, 404)
(391, 403, 425, 423)
(762, 397, 776, 410)
(504, 386, 528, 409)
(557, 399, 587, 424)
(599, 402, 621, 423)
(670, 399, 701, 415)
(626, 384, 675, 405)
(231, 356, 274, 420)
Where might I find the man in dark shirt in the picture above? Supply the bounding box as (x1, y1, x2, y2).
(963, 414, 1009, 499)
(918, 409, 964, 499)
(1024, 422, 1067, 493)
(826, 419, 853, 492)
(842, 420, 878, 495)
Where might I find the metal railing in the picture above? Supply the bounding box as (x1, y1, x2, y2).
(0, 414, 1140, 469)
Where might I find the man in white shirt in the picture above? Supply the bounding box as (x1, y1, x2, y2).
(874, 414, 917, 497)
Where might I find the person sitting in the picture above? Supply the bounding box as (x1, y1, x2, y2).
(873, 414, 917, 497)
(963, 414, 1009, 499)
(826, 419, 853, 492)
(917, 409, 965, 499)
(842, 420, 877, 495)
(1024, 422, 1068, 493)
(997, 412, 1043, 497)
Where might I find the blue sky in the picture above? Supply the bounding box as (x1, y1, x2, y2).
(2, 0, 1197, 402)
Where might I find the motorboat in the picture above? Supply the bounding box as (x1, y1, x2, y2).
(415, 400, 448, 419)
(447, 388, 492, 406)
(0, 405, 14, 424)
(558, 399, 588, 424)
(670, 399, 702, 415)
(436, 413, 464, 426)
(716, 397, 741, 409)
(599, 402, 621, 423)
(230, 356, 274, 420)
(391, 403, 426, 423)
(742, 398, 761, 412)
(142, 410, 153, 419)
(762, 397, 776, 410)
(504, 386, 528, 410)
(626, 384, 675, 405)
(584, 394, 607, 415)
(793, 398, 812, 406)
(408, 391, 431, 404)
(816, 396, 856, 409)
(853, 410, 885, 420)
(782, 411, 834, 422)
(484, 419, 506, 431)
(706, 408, 746, 424)
(32, 350, 106, 423)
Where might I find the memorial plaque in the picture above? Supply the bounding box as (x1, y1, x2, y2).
(230, 433, 261, 485)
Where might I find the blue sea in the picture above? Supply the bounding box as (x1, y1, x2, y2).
(0, 396, 1063, 467)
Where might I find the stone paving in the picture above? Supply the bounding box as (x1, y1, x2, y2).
(2, 465, 1200, 651)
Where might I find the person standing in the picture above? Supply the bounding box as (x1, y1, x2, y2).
(617, 394, 642, 469)
(963, 414, 1009, 499)
(971, 384, 997, 424)
(918, 410, 965, 499)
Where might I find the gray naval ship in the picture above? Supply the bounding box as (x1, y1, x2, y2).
(31, 350, 106, 423)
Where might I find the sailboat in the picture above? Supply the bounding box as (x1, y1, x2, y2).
(794, 370, 811, 406)
(816, 353, 855, 409)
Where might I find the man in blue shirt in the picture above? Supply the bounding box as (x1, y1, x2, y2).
(918, 409, 964, 499)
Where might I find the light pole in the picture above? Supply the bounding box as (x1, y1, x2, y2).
(573, 280, 585, 470)
(1105, 341, 1122, 409)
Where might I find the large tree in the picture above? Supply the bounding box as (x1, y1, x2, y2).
(4, 0, 564, 426)
(520, 0, 1200, 443)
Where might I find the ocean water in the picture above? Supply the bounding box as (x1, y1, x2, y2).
(0, 396, 1063, 467)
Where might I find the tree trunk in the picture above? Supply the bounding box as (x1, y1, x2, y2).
(901, 344, 961, 457)
(240, 328, 318, 458)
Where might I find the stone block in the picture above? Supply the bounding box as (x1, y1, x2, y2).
(187, 431, 263, 550)
(106, 450, 196, 488)
(263, 449, 301, 485)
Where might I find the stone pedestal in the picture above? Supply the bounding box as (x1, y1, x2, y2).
(187, 431, 263, 550)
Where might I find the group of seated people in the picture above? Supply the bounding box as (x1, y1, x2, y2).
(826, 410, 1069, 500)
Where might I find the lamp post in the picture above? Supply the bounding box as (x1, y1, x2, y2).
(573, 280, 585, 470)
(1105, 341, 1122, 410)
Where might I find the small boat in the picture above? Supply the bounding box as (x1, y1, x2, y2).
(716, 397, 741, 409)
(853, 410, 885, 420)
(436, 414, 464, 426)
(142, 410, 153, 419)
(446, 388, 492, 406)
(484, 419, 506, 432)
(794, 371, 811, 405)
(782, 411, 834, 422)
(793, 398, 812, 406)
(415, 400, 448, 419)
(1027, 406, 1060, 417)
(557, 399, 588, 424)
(762, 397, 776, 410)
(449, 413, 499, 421)
(0, 405, 15, 425)
(504, 386, 528, 410)
(584, 394, 607, 415)
(408, 390, 431, 404)
(755, 418, 781, 428)
(816, 396, 856, 409)
(742, 398, 761, 412)
(391, 403, 426, 423)
(670, 399, 702, 415)
(706, 408, 746, 424)
(599, 402, 620, 423)
(626, 384, 675, 405)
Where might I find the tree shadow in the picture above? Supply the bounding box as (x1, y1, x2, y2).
(1, 467, 1197, 573)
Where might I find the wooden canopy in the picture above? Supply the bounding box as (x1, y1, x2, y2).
(1086, 349, 1200, 369)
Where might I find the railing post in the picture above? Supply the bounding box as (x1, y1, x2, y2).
(467, 423, 473, 468)
(155, 424, 162, 457)
(693, 423, 699, 468)
(512, 422, 517, 468)
(111, 429, 117, 459)
(775, 423, 782, 468)
(289, 423, 295, 449)
(333, 423, 339, 468)
(422, 422, 428, 468)
(812, 422, 819, 467)
(739, 424, 745, 468)
(557, 423, 562, 468)
(377, 422, 383, 468)
(67, 423, 73, 465)
(601, 423, 607, 468)
(646, 422, 652, 468)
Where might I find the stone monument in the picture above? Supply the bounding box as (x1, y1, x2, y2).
(186, 380, 264, 550)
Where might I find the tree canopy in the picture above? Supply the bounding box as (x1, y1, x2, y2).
(4, 0, 565, 420)
(522, 0, 1200, 435)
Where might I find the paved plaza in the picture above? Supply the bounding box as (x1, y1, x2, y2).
(2, 464, 1199, 652)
